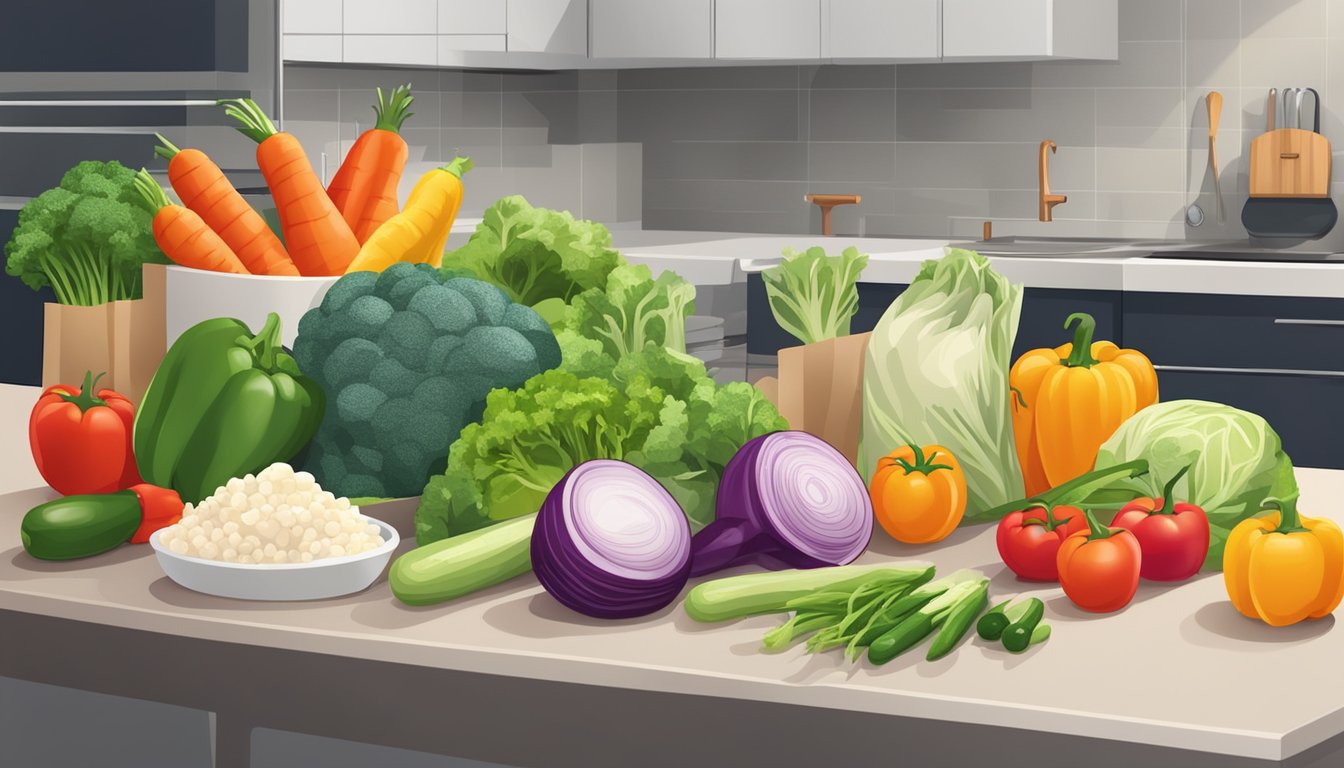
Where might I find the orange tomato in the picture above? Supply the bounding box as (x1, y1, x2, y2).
(869, 444, 967, 544)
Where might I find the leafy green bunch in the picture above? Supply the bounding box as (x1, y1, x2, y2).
(415, 341, 787, 543)
(4, 160, 164, 305)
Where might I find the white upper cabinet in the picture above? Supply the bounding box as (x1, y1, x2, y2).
(715, 0, 821, 60)
(590, 0, 714, 59)
(942, 0, 1118, 60)
(284, 0, 1119, 68)
(827, 0, 940, 61)
(507, 0, 587, 55)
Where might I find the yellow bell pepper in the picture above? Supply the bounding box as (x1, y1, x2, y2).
(1224, 496, 1344, 627)
(1009, 313, 1156, 494)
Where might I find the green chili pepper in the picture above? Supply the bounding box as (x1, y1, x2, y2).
(927, 581, 989, 661)
(1001, 598, 1046, 653)
(976, 599, 1014, 640)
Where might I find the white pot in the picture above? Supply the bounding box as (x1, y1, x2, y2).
(164, 265, 340, 348)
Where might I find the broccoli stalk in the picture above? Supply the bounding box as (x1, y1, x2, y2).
(4, 160, 162, 306)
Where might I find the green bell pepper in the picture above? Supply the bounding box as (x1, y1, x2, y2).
(133, 312, 325, 503)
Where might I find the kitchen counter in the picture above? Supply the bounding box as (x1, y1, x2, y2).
(610, 230, 1344, 298)
(1, 384, 1342, 767)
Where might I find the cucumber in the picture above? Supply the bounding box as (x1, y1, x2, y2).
(21, 491, 142, 560)
(390, 514, 537, 606)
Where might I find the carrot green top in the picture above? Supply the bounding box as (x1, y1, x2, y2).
(217, 98, 280, 144)
(132, 168, 172, 213)
(373, 84, 415, 133)
(153, 133, 182, 161)
(441, 156, 474, 179)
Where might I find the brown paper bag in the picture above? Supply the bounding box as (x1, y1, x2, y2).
(41, 264, 168, 405)
(773, 332, 872, 467)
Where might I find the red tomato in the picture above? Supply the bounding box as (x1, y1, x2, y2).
(29, 372, 141, 495)
(1057, 510, 1142, 613)
(1109, 466, 1209, 581)
(996, 503, 1088, 581)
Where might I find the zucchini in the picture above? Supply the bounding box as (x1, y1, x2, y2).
(22, 491, 142, 560)
(390, 514, 537, 606)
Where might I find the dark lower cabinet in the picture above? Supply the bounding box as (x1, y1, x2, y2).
(1152, 369, 1343, 469)
(0, 209, 49, 386)
(1125, 290, 1344, 470)
(746, 274, 1123, 361)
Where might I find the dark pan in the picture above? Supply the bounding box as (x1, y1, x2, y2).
(1242, 197, 1338, 239)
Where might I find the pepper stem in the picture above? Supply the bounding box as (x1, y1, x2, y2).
(1263, 496, 1309, 534)
(1152, 465, 1191, 515)
(248, 312, 284, 371)
(1061, 312, 1101, 368)
(1081, 508, 1115, 541)
(57, 371, 109, 412)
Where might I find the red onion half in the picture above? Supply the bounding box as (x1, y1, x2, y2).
(690, 431, 873, 577)
(532, 459, 692, 619)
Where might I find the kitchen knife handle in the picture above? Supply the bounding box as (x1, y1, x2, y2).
(1267, 88, 1277, 131)
(1305, 87, 1322, 133)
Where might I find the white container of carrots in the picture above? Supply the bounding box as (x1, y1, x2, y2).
(164, 266, 337, 347)
(137, 86, 475, 347)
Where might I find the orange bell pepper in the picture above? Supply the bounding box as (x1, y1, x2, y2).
(1223, 496, 1344, 627)
(869, 444, 966, 544)
(1009, 313, 1155, 493)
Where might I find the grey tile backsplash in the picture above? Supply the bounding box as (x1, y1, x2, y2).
(287, 0, 1344, 244)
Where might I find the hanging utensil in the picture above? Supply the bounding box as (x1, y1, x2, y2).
(1267, 88, 1277, 132)
(1207, 91, 1223, 221)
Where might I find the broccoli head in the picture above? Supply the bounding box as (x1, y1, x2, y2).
(3, 160, 162, 305)
(293, 262, 561, 499)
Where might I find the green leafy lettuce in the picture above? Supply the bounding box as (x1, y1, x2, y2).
(761, 245, 869, 346)
(859, 248, 1024, 512)
(442, 195, 622, 327)
(415, 343, 787, 543)
(1084, 399, 1299, 571)
(567, 263, 696, 357)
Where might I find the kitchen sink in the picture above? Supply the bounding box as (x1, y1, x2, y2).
(962, 237, 1171, 257)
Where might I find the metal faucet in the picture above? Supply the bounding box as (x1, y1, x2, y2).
(1039, 140, 1068, 222)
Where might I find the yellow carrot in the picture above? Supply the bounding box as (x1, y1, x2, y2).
(345, 157, 472, 274)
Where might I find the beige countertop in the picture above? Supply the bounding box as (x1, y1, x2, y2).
(0, 383, 1339, 761)
(606, 230, 1344, 298)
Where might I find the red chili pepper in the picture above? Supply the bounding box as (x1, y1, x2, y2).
(128, 484, 185, 543)
(29, 371, 141, 496)
(1057, 509, 1142, 613)
(1110, 465, 1209, 581)
(996, 500, 1089, 581)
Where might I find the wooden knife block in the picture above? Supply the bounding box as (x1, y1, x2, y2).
(1249, 128, 1331, 198)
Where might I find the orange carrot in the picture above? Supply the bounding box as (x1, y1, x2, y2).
(132, 169, 250, 274)
(327, 84, 413, 244)
(218, 98, 359, 276)
(155, 134, 299, 276)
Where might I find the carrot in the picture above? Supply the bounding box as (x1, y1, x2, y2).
(327, 84, 413, 244)
(345, 157, 473, 274)
(154, 134, 299, 276)
(132, 169, 250, 275)
(217, 98, 359, 276)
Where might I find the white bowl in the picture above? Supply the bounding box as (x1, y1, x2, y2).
(149, 518, 400, 601)
(164, 265, 340, 348)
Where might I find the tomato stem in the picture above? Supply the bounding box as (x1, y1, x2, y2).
(1080, 508, 1115, 541)
(1061, 312, 1101, 368)
(57, 370, 109, 412)
(1021, 498, 1064, 532)
(894, 444, 954, 476)
(1152, 465, 1191, 516)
